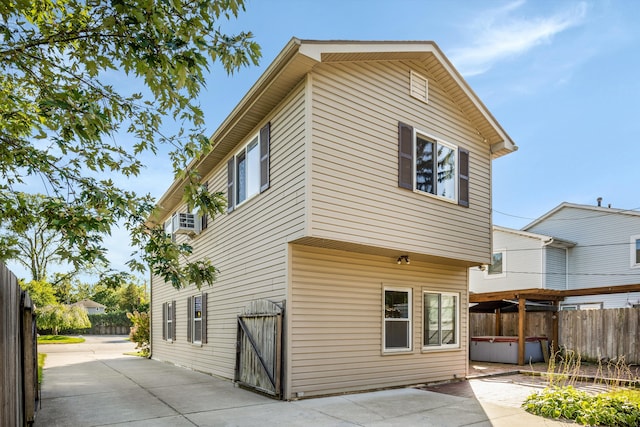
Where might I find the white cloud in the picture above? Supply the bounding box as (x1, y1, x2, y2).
(450, 1, 587, 76)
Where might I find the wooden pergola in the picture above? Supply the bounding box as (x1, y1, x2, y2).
(470, 283, 640, 365)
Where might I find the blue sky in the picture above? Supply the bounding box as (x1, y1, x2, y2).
(8, 0, 640, 280)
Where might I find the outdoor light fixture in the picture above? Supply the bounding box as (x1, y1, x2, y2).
(397, 255, 410, 265)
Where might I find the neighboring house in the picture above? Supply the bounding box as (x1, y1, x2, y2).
(470, 202, 640, 309)
(150, 38, 517, 400)
(71, 299, 106, 315)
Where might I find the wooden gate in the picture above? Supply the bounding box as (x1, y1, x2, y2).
(235, 300, 284, 399)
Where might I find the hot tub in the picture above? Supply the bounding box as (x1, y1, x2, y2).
(470, 336, 546, 364)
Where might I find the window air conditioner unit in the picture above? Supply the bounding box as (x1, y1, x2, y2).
(172, 213, 200, 235)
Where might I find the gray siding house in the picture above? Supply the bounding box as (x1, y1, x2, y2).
(150, 38, 517, 399)
(470, 202, 640, 309)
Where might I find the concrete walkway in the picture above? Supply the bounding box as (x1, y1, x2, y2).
(36, 336, 570, 426)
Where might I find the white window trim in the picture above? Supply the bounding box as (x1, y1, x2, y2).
(165, 302, 173, 342)
(413, 128, 458, 204)
(192, 295, 202, 345)
(485, 249, 507, 279)
(234, 133, 261, 207)
(630, 234, 640, 268)
(422, 290, 460, 351)
(383, 287, 412, 353)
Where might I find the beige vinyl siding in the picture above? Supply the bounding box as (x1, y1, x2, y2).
(151, 84, 307, 379)
(289, 244, 468, 398)
(308, 60, 492, 265)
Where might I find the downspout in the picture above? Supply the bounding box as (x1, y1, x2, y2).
(565, 247, 569, 291)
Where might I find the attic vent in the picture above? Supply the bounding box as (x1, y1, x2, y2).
(410, 70, 428, 103)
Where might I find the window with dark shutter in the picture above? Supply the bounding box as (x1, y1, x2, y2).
(260, 122, 270, 193)
(201, 293, 208, 344)
(458, 148, 469, 207)
(171, 300, 176, 341)
(398, 122, 414, 190)
(200, 181, 209, 230)
(162, 302, 167, 340)
(187, 297, 193, 343)
(227, 158, 235, 213)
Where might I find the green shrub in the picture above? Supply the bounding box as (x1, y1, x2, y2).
(88, 311, 131, 327)
(127, 310, 150, 357)
(523, 386, 640, 426)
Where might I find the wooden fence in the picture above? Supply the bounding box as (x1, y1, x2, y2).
(470, 307, 640, 364)
(559, 308, 640, 364)
(235, 300, 284, 399)
(0, 262, 38, 426)
(470, 311, 554, 338)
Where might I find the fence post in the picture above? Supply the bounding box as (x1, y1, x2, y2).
(518, 298, 526, 365)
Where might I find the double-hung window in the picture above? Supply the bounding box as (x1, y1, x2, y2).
(162, 301, 176, 342)
(398, 122, 469, 206)
(423, 291, 459, 349)
(383, 288, 412, 352)
(631, 235, 640, 268)
(227, 122, 270, 212)
(187, 293, 207, 345)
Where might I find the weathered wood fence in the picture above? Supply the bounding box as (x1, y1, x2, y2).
(559, 308, 640, 364)
(470, 307, 640, 364)
(0, 262, 38, 426)
(235, 300, 284, 399)
(470, 312, 554, 338)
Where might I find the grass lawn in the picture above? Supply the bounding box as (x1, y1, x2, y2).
(37, 335, 85, 344)
(37, 353, 46, 384)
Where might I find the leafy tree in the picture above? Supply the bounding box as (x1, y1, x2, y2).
(118, 281, 147, 313)
(91, 283, 120, 311)
(19, 279, 57, 308)
(37, 304, 91, 335)
(0, 194, 68, 281)
(0, 0, 260, 289)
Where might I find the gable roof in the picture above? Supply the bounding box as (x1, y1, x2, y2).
(155, 38, 518, 222)
(523, 202, 640, 230)
(71, 299, 106, 309)
(494, 225, 576, 248)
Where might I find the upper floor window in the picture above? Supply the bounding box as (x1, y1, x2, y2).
(631, 235, 640, 268)
(227, 122, 270, 212)
(486, 250, 506, 278)
(236, 137, 260, 204)
(398, 122, 469, 207)
(423, 291, 459, 349)
(383, 287, 412, 352)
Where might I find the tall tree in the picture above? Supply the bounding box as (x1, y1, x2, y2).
(0, 0, 260, 289)
(0, 193, 67, 281)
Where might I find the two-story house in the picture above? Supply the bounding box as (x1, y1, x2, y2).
(470, 202, 640, 310)
(150, 38, 517, 400)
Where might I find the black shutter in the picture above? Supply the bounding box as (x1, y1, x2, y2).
(187, 297, 193, 343)
(227, 158, 235, 213)
(260, 122, 270, 193)
(171, 300, 176, 341)
(201, 181, 209, 229)
(458, 148, 470, 207)
(162, 302, 167, 340)
(398, 122, 414, 190)
(201, 293, 208, 344)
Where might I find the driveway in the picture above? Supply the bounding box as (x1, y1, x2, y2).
(36, 336, 570, 426)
